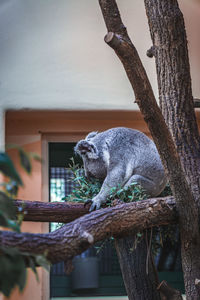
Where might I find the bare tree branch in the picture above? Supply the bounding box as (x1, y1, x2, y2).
(1, 197, 177, 264)
(15, 196, 177, 224)
(15, 200, 89, 223)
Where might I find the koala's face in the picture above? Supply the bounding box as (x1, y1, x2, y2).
(74, 140, 99, 159)
(74, 139, 107, 180)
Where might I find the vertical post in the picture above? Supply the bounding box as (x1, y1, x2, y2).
(0, 109, 5, 151)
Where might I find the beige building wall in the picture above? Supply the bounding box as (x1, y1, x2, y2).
(4, 110, 150, 300)
(4, 110, 200, 300)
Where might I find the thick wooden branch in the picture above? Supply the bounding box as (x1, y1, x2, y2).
(15, 196, 176, 224)
(1, 197, 177, 264)
(15, 200, 89, 223)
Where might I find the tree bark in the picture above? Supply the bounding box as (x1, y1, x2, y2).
(0, 197, 177, 264)
(115, 235, 161, 300)
(15, 200, 89, 223)
(157, 280, 183, 300)
(14, 196, 173, 223)
(98, 0, 196, 228)
(98, 0, 200, 298)
(144, 1, 200, 299)
(98, 0, 187, 298)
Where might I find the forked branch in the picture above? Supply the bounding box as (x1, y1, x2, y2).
(98, 0, 196, 234)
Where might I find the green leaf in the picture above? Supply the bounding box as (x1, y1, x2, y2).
(6, 180, 19, 196)
(0, 212, 20, 232)
(116, 189, 124, 195)
(137, 232, 143, 238)
(0, 191, 16, 219)
(0, 153, 23, 186)
(28, 257, 39, 282)
(29, 152, 42, 162)
(16, 261, 27, 292)
(0, 211, 10, 227)
(6, 219, 21, 233)
(19, 149, 32, 174)
(0, 247, 27, 297)
(73, 176, 83, 181)
(35, 255, 50, 272)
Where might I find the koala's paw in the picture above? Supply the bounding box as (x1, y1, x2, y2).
(84, 199, 92, 208)
(84, 199, 102, 212)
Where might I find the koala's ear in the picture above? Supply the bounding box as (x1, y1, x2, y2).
(74, 140, 99, 159)
(85, 131, 98, 141)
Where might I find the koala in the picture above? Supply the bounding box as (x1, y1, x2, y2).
(75, 127, 167, 211)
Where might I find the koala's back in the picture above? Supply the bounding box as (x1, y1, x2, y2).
(90, 127, 163, 177)
(91, 127, 154, 154)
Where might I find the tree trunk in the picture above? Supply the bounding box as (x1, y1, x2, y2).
(115, 234, 161, 300)
(144, 1, 200, 298)
(98, 0, 200, 298)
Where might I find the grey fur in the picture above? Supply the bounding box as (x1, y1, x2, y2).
(75, 127, 167, 211)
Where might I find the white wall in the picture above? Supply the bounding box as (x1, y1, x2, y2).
(0, 0, 199, 112)
(0, 0, 157, 112)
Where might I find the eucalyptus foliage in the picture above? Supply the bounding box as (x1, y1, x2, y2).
(63, 158, 174, 256)
(63, 158, 148, 205)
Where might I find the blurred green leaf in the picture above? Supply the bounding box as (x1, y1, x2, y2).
(0, 247, 27, 297)
(0, 191, 16, 219)
(35, 255, 50, 272)
(0, 150, 48, 297)
(0, 211, 9, 227)
(6, 219, 21, 233)
(0, 212, 20, 232)
(28, 256, 39, 281)
(29, 152, 42, 163)
(19, 149, 32, 174)
(0, 153, 23, 186)
(6, 180, 19, 196)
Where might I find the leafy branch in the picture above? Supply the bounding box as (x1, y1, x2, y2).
(62, 158, 174, 256)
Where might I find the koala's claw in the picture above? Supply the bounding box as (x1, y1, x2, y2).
(84, 199, 92, 208)
(83, 200, 101, 212)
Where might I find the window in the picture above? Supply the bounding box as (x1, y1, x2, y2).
(50, 178, 65, 202)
